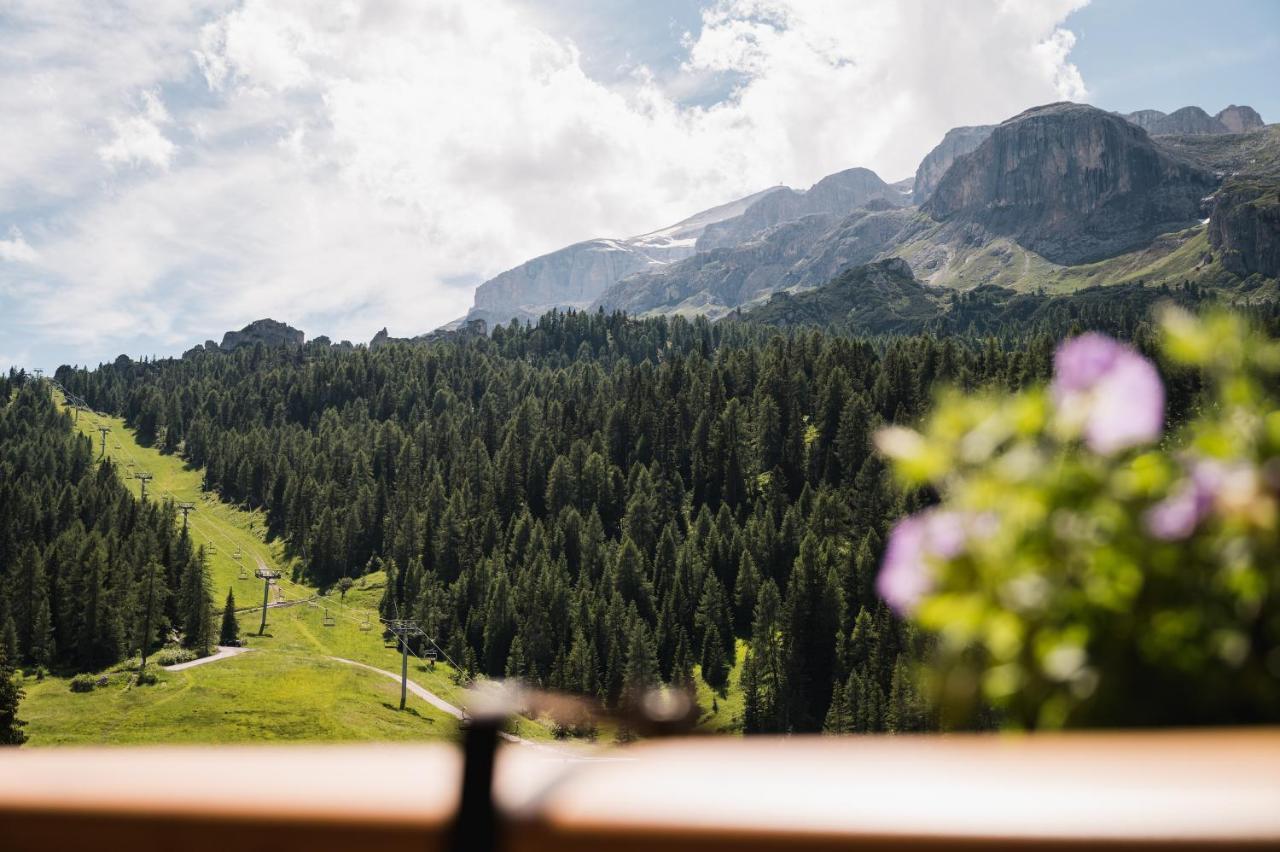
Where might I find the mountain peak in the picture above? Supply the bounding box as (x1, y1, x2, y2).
(924, 102, 1217, 265)
(219, 319, 304, 352)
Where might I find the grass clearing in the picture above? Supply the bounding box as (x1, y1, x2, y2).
(21, 395, 563, 745)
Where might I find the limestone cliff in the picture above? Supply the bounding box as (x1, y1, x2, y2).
(924, 103, 1217, 265)
(912, 125, 994, 202)
(219, 319, 304, 351)
(1208, 179, 1280, 278)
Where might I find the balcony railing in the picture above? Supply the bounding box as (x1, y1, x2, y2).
(2, 729, 1278, 851)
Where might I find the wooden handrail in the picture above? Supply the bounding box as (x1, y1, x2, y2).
(1, 730, 1278, 851)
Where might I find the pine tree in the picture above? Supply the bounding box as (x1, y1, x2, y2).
(135, 561, 168, 663)
(179, 548, 213, 654)
(0, 643, 26, 746)
(823, 679, 853, 734)
(219, 589, 239, 646)
(741, 647, 762, 733)
(622, 619, 659, 705)
(29, 595, 53, 669)
(700, 623, 728, 690)
(0, 618, 16, 666)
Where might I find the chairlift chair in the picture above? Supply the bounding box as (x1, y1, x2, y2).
(359, 615, 372, 632)
(322, 609, 336, 627)
(237, 565, 248, 580)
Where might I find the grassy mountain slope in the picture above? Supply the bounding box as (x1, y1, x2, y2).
(888, 221, 1275, 295)
(19, 397, 563, 745)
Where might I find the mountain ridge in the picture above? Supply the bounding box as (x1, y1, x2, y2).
(460, 99, 1274, 328)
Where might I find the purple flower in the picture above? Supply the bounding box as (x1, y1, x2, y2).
(1144, 460, 1224, 541)
(1052, 333, 1165, 455)
(878, 510, 987, 614)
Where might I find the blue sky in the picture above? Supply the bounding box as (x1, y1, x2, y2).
(1067, 0, 1279, 118)
(1, 0, 1276, 372)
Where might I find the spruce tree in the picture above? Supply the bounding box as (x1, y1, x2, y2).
(219, 589, 239, 646)
(29, 596, 53, 669)
(621, 620, 659, 705)
(741, 648, 762, 733)
(0, 643, 26, 745)
(700, 623, 728, 690)
(179, 548, 213, 654)
(823, 679, 853, 734)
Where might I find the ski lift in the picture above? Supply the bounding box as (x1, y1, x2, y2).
(322, 608, 336, 627)
(237, 565, 248, 580)
(359, 615, 372, 632)
(114, 442, 122, 449)
(424, 648, 438, 669)
(233, 547, 242, 560)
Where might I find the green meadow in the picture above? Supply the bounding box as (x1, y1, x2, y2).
(19, 397, 562, 745)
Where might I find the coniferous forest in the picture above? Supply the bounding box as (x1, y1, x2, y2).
(0, 384, 214, 683)
(37, 289, 1272, 735)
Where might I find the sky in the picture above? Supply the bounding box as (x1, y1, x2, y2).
(1, 0, 1276, 371)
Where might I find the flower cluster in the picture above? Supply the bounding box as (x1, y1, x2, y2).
(876, 308, 1280, 729)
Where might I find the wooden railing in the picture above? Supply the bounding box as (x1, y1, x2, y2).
(2, 729, 1278, 851)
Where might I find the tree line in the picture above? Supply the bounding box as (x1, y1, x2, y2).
(0, 379, 214, 680)
(53, 293, 1271, 732)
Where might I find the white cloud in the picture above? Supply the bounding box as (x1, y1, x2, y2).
(0, 228, 38, 263)
(98, 90, 177, 170)
(0, 0, 1090, 366)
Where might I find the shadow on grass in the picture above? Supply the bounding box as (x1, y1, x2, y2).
(380, 702, 434, 722)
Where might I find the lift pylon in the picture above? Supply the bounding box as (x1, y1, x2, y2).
(254, 567, 281, 635)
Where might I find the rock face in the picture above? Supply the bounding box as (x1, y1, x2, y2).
(370, 319, 488, 350)
(469, 239, 655, 325)
(594, 203, 915, 317)
(467, 187, 782, 326)
(913, 125, 995, 202)
(219, 319, 304, 351)
(467, 169, 904, 326)
(1121, 105, 1265, 136)
(1208, 179, 1280, 278)
(1122, 110, 1169, 135)
(694, 168, 905, 250)
(1216, 105, 1265, 133)
(1125, 106, 1225, 135)
(924, 102, 1217, 265)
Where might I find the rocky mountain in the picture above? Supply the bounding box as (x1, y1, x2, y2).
(457, 99, 1273, 328)
(693, 168, 906, 250)
(1208, 179, 1280, 278)
(216, 319, 304, 352)
(1217, 105, 1266, 133)
(1154, 124, 1280, 178)
(912, 125, 995, 202)
(923, 102, 1218, 265)
(1123, 105, 1265, 136)
(466, 187, 783, 326)
(593, 201, 915, 318)
(370, 319, 488, 349)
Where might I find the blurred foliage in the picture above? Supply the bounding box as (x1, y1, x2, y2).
(879, 308, 1280, 729)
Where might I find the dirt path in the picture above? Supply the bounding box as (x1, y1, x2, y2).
(328, 656, 465, 718)
(326, 656, 582, 756)
(165, 645, 253, 671)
